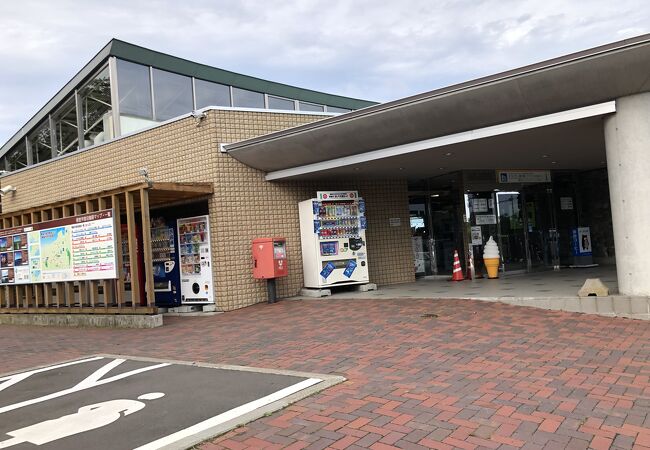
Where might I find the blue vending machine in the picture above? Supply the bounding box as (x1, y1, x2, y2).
(150, 216, 181, 307)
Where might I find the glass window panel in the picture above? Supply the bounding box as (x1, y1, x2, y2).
(299, 102, 324, 112)
(232, 87, 265, 108)
(326, 106, 351, 113)
(117, 59, 152, 119)
(80, 66, 112, 145)
(30, 122, 52, 163)
(195, 79, 231, 108)
(6, 142, 28, 171)
(268, 96, 295, 111)
(53, 97, 79, 155)
(152, 68, 193, 121)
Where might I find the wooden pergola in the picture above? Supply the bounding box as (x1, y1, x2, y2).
(0, 182, 213, 314)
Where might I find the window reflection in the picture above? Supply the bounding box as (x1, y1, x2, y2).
(6, 142, 28, 171)
(117, 59, 152, 119)
(299, 102, 324, 112)
(52, 97, 79, 156)
(152, 68, 192, 121)
(30, 122, 52, 163)
(80, 66, 112, 146)
(268, 96, 295, 111)
(195, 79, 230, 108)
(232, 87, 265, 108)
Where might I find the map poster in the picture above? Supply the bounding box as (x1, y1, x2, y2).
(0, 209, 117, 285)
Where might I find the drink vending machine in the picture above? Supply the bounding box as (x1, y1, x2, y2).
(150, 217, 181, 307)
(298, 191, 369, 288)
(177, 215, 214, 304)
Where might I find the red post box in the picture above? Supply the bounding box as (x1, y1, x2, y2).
(252, 238, 288, 279)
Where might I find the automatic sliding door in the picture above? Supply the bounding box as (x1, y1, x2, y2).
(496, 192, 527, 272)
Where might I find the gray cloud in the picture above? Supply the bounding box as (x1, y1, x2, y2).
(1, 0, 648, 143)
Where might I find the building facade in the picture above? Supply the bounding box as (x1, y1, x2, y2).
(2, 34, 650, 317)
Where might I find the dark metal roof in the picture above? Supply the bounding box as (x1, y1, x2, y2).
(109, 40, 374, 109)
(225, 33, 650, 173)
(1, 39, 376, 157)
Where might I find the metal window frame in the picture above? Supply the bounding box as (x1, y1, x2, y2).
(191, 77, 197, 110)
(108, 57, 121, 138)
(149, 66, 157, 121)
(75, 89, 84, 150)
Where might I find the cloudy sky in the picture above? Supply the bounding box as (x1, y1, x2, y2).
(1, 0, 649, 143)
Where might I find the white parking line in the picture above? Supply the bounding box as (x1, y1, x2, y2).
(0, 356, 105, 392)
(134, 377, 322, 450)
(0, 360, 170, 415)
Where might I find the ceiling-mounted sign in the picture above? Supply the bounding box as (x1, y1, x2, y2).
(317, 191, 358, 200)
(497, 170, 551, 184)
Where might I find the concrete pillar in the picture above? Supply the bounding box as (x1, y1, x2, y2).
(604, 92, 650, 296)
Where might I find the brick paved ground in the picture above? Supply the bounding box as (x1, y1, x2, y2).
(1, 298, 650, 449)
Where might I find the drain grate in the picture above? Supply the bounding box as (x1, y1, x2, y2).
(421, 313, 439, 318)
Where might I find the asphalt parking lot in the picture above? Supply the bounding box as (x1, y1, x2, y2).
(0, 356, 339, 450)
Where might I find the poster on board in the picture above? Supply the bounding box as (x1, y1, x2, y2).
(0, 209, 117, 285)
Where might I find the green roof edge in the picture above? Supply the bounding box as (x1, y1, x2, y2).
(109, 39, 377, 110)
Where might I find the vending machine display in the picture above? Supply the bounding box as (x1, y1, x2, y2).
(150, 217, 180, 307)
(177, 215, 214, 304)
(299, 191, 370, 288)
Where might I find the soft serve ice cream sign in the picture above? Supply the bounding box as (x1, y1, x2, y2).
(483, 236, 501, 279)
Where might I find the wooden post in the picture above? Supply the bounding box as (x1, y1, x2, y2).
(140, 188, 155, 307)
(112, 194, 125, 308)
(125, 191, 141, 307)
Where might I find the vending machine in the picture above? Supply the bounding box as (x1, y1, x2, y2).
(299, 191, 369, 288)
(177, 215, 214, 304)
(150, 217, 181, 307)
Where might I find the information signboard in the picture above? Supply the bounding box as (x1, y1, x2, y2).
(0, 209, 116, 285)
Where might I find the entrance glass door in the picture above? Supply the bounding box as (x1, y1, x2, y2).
(495, 192, 527, 272)
(409, 191, 462, 277)
(409, 195, 434, 276)
(523, 187, 560, 270)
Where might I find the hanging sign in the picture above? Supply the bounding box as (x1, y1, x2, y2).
(475, 215, 497, 225)
(497, 170, 551, 183)
(0, 210, 117, 285)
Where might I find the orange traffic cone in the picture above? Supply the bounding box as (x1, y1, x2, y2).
(451, 250, 465, 282)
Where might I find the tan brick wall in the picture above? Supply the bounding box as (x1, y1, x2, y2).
(1, 110, 415, 311)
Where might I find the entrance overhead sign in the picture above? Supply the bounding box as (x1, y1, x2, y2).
(497, 170, 551, 184)
(0, 210, 117, 285)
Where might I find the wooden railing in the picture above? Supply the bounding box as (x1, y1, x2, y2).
(0, 186, 156, 314)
